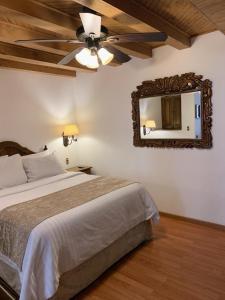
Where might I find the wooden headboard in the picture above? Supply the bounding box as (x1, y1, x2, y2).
(0, 141, 34, 156)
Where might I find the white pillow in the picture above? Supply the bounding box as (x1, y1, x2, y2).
(0, 156, 8, 170)
(0, 155, 8, 160)
(23, 153, 65, 182)
(0, 154, 27, 189)
(22, 150, 49, 162)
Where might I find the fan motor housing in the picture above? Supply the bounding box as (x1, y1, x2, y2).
(76, 25, 109, 42)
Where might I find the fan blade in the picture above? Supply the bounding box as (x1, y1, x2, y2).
(15, 39, 83, 44)
(103, 45, 131, 64)
(58, 47, 84, 65)
(107, 32, 167, 43)
(79, 12, 101, 38)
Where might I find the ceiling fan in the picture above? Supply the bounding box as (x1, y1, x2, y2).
(15, 7, 168, 69)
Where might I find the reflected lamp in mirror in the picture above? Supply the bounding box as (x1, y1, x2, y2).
(62, 124, 79, 147)
(143, 120, 156, 135)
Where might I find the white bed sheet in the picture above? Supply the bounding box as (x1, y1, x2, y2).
(0, 172, 159, 300)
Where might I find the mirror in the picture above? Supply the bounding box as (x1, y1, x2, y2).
(140, 91, 201, 140)
(132, 73, 212, 148)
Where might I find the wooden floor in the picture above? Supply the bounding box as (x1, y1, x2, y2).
(76, 216, 225, 300)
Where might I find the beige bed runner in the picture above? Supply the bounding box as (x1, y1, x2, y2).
(0, 177, 133, 270)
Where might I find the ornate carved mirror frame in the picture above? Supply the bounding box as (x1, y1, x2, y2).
(132, 73, 212, 148)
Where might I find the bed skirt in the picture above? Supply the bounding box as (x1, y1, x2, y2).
(0, 221, 153, 300)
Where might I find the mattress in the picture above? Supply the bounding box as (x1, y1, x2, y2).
(0, 172, 159, 300)
(0, 221, 152, 300)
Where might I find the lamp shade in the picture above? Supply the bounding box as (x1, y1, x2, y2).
(63, 124, 79, 136)
(145, 120, 156, 128)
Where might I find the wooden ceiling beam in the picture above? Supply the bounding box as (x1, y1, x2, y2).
(0, 54, 77, 77)
(190, 0, 225, 34)
(0, 0, 80, 37)
(72, 0, 191, 49)
(0, 40, 93, 72)
(0, 0, 151, 59)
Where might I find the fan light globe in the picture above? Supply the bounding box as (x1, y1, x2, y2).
(75, 48, 91, 66)
(98, 48, 114, 65)
(86, 54, 99, 69)
(75, 48, 99, 69)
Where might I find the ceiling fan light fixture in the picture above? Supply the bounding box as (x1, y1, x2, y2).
(15, 8, 168, 69)
(98, 48, 114, 65)
(75, 48, 91, 66)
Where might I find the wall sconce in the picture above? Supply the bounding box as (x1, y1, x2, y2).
(62, 124, 79, 147)
(143, 120, 156, 135)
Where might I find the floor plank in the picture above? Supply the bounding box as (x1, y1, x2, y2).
(76, 216, 225, 300)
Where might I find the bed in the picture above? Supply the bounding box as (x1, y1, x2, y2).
(0, 141, 159, 300)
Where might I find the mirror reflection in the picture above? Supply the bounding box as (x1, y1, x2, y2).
(140, 91, 201, 139)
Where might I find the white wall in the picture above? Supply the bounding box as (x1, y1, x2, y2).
(74, 31, 225, 225)
(0, 68, 78, 168)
